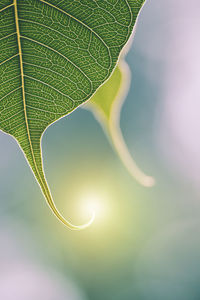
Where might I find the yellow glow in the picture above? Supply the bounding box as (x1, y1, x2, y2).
(79, 192, 109, 224)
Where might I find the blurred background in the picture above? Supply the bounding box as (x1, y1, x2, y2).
(1, 0, 200, 299)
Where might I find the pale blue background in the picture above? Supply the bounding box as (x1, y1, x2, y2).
(0, 0, 200, 299)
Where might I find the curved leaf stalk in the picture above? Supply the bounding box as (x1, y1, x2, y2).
(86, 59, 155, 187)
(109, 61, 155, 187)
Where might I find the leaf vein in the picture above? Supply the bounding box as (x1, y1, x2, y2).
(0, 4, 14, 13)
(0, 53, 19, 66)
(0, 86, 21, 102)
(21, 35, 93, 93)
(39, 0, 112, 71)
(24, 74, 76, 102)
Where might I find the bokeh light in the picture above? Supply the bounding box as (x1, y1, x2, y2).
(1, 0, 200, 299)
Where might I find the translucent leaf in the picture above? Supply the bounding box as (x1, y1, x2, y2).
(0, 0, 145, 229)
(85, 57, 155, 187)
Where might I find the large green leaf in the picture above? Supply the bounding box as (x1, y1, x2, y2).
(0, 0, 145, 229)
(85, 58, 155, 187)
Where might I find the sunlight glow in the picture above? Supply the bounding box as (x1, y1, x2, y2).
(79, 192, 108, 222)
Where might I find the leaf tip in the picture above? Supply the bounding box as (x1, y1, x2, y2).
(47, 197, 95, 230)
(141, 176, 156, 188)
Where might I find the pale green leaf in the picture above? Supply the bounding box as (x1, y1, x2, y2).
(0, 0, 145, 229)
(85, 58, 155, 187)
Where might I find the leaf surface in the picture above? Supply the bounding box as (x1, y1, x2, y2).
(0, 0, 145, 229)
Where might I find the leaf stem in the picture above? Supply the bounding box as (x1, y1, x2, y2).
(109, 60, 155, 187)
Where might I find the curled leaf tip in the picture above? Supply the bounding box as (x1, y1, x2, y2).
(47, 196, 95, 230)
(141, 176, 155, 188)
(59, 210, 95, 231)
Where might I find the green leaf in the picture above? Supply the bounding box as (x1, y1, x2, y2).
(0, 0, 145, 229)
(85, 58, 155, 187)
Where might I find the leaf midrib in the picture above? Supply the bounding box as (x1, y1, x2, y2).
(14, 0, 48, 198)
(12, 0, 118, 205)
(14, 0, 32, 149)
